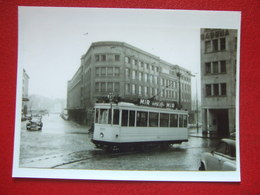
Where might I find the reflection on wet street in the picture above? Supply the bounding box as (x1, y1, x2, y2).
(19, 113, 220, 171)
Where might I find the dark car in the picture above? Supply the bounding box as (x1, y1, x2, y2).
(26, 116, 43, 131)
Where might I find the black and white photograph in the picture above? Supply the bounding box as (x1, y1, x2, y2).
(13, 7, 241, 181)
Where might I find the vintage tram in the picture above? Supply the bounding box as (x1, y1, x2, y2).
(91, 98, 188, 151)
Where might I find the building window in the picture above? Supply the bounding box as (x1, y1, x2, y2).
(101, 82, 106, 92)
(107, 82, 113, 92)
(115, 55, 120, 61)
(213, 61, 218, 74)
(144, 86, 147, 96)
(95, 82, 99, 92)
(139, 72, 143, 81)
(125, 56, 130, 63)
(132, 84, 136, 95)
(126, 68, 130, 78)
(101, 67, 106, 76)
(213, 84, 219, 96)
(135, 59, 138, 66)
(151, 75, 154, 84)
(221, 83, 227, 96)
(213, 39, 218, 52)
(95, 55, 100, 62)
(101, 55, 106, 61)
(132, 70, 136, 79)
(220, 60, 226, 73)
(114, 82, 119, 92)
(125, 83, 130, 94)
(114, 67, 120, 77)
(206, 84, 211, 96)
(107, 67, 113, 76)
(220, 38, 226, 50)
(144, 73, 147, 82)
(205, 40, 211, 53)
(139, 86, 142, 95)
(95, 67, 100, 77)
(205, 62, 211, 74)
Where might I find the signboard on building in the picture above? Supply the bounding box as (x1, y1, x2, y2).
(138, 98, 178, 109)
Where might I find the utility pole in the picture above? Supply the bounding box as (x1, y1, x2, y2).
(177, 72, 182, 109)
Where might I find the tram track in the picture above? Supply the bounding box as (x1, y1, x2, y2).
(20, 149, 139, 169)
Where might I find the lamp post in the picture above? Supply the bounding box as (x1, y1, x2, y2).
(195, 73, 199, 134)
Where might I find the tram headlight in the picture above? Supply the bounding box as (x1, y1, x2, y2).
(100, 132, 104, 138)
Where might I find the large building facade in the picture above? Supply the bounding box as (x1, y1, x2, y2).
(67, 41, 192, 125)
(22, 69, 29, 118)
(200, 29, 237, 136)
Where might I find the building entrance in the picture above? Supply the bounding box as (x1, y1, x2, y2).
(215, 109, 229, 136)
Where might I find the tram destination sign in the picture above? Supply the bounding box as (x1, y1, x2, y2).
(138, 98, 178, 109)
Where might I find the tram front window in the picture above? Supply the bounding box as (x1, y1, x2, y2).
(113, 109, 120, 125)
(95, 109, 99, 123)
(99, 109, 110, 124)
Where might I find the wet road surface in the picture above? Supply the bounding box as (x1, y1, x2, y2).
(19, 114, 220, 171)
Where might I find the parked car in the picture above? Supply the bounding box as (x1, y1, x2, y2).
(199, 138, 236, 171)
(26, 116, 43, 131)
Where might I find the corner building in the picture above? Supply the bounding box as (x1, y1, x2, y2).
(67, 41, 192, 125)
(200, 29, 237, 136)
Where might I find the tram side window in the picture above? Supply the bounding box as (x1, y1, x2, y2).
(149, 112, 159, 127)
(95, 109, 99, 123)
(100, 109, 110, 124)
(137, 111, 148, 127)
(179, 115, 184, 127)
(113, 109, 120, 125)
(183, 115, 187, 127)
(160, 113, 169, 127)
(170, 114, 178, 127)
(122, 110, 128, 126)
(129, 110, 135, 126)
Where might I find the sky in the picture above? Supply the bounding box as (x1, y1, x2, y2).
(18, 7, 240, 100)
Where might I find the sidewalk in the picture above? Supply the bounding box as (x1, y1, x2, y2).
(188, 128, 221, 139)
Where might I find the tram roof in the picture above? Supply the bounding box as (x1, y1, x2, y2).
(95, 102, 188, 113)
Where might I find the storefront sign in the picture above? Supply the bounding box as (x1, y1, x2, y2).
(138, 98, 178, 109)
(201, 29, 229, 40)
